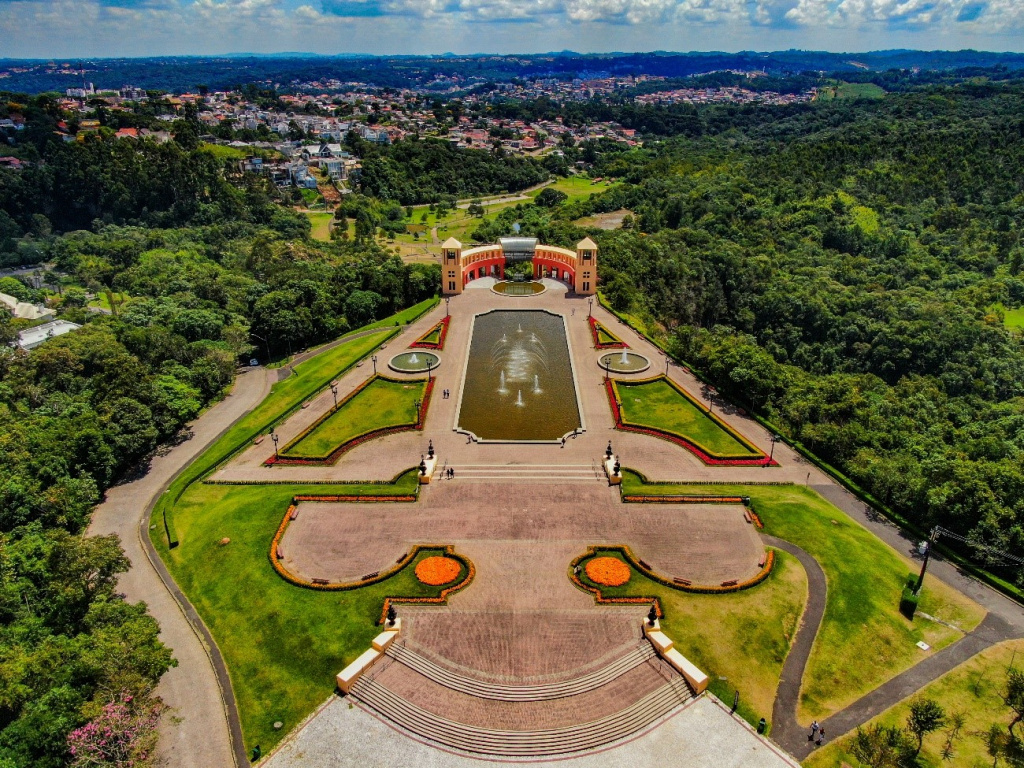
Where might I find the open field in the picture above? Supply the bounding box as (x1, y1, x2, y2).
(618, 474, 986, 723)
(281, 376, 425, 459)
(804, 639, 1024, 768)
(615, 377, 761, 457)
(577, 547, 807, 731)
(815, 82, 887, 101)
(305, 211, 333, 242)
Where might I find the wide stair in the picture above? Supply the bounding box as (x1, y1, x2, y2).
(349, 642, 694, 757)
(435, 463, 604, 483)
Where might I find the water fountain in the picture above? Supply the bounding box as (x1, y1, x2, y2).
(389, 351, 441, 374)
(599, 350, 651, 375)
(456, 310, 582, 441)
(491, 281, 546, 297)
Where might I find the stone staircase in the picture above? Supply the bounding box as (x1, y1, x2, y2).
(386, 641, 656, 701)
(434, 463, 604, 483)
(349, 643, 694, 757)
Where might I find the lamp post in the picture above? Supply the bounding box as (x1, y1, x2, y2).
(588, 297, 593, 318)
(445, 296, 450, 317)
(707, 387, 717, 415)
(768, 433, 781, 464)
(271, 431, 279, 459)
(371, 355, 377, 375)
(251, 333, 271, 366)
(330, 380, 338, 411)
(665, 353, 670, 375)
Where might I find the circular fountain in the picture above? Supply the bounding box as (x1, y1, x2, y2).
(389, 351, 440, 374)
(491, 281, 546, 297)
(598, 349, 651, 374)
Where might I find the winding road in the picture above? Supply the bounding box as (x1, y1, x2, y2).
(87, 366, 275, 768)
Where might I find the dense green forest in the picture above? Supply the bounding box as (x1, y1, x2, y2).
(487, 80, 1024, 577)
(0, 97, 440, 766)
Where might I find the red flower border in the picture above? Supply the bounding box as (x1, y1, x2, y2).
(589, 316, 628, 350)
(265, 376, 435, 466)
(605, 378, 777, 467)
(410, 316, 450, 350)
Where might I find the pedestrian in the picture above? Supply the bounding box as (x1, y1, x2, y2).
(561, 437, 566, 448)
(811, 721, 819, 736)
(571, 308, 575, 316)
(450, 467, 455, 479)
(816, 728, 825, 746)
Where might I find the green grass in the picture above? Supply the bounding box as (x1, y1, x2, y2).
(577, 547, 806, 731)
(614, 377, 761, 457)
(282, 377, 425, 459)
(305, 212, 333, 242)
(151, 303, 452, 751)
(157, 471, 466, 751)
(87, 289, 129, 313)
(595, 322, 623, 346)
(358, 297, 438, 332)
(816, 82, 887, 101)
(417, 323, 442, 345)
(618, 474, 986, 723)
(804, 639, 1024, 768)
(528, 175, 616, 204)
(199, 142, 250, 160)
(991, 303, 1024, 330)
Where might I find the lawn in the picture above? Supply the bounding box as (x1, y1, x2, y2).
(804, 639, 1024, 768)
(991, 303, 1024, 330)
(417, 323, 443, 345)
(281, 376, 426, 459)
(528, 174, 617, 204)
(157, 471, 474, 752)
(357, 297, 438, 331)
(618, 474, 986, 723)
(575, 546, 807, 732)
(614, 377, 762, 458)
(816, 82, 887, 101)
(88, 289, 129, 313)
(305, 211, 333, 242)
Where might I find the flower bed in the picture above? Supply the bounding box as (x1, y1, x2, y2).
(605, 378, 777, 467)
(585, 557, 631, 586)
(379, 548, 476, 625)
(570, 545, 775, 598)
(588, 316, 627, 349)
(265, 376, 435, 466)
(410, 316, 450, 350)
(415, 556, 462, 585)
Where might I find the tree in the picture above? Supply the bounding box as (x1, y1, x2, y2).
(535, 188, 568, 207)
(851, 724, 914, 767)
(906, 698, 945, 755)
(67, 693, 165, 768)
(1005, 669, 1024, 736)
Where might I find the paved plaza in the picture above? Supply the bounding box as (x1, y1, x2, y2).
(264, 693, 800, 768)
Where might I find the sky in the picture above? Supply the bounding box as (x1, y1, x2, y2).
(2, 0, 1023, 58)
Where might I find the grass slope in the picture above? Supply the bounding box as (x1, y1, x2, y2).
(283, 377, 425, 458)
(616, 377, 760, 457)
(804, 639, 1024, 768)
(305, 211, 333, 242)
(619, 474, 985, 723)
(578, 547, 806, 731)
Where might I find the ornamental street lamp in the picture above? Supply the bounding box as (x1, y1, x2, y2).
(445, 296, 450, 317)
(707, 387, 717, 414)
(768, 433, 781, 464)
(588, 297, 593, 318)
(665, 353, 670, 375)
(271, 431, 279, 459)
(371, 355, 377, 375)
(251, 333, 271, 366)
(330, 380, 339, 411)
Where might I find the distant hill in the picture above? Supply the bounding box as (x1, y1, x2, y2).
(3, 49, 1024, 94)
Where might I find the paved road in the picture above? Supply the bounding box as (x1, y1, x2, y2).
(766, 537, 827, 753)
(87, 366, 275, 768)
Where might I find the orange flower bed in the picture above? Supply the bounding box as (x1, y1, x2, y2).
(415, 556, 462, 585)
(585, 557, 631, 586)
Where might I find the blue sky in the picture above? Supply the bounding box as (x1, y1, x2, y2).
(1, 0, 1023, 58)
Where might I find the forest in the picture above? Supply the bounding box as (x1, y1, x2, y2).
(484, 79, 1024, 578)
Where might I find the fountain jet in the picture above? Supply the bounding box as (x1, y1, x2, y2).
(515, 390, 524, 407)
(498, 370, 509, 395)
(533, 374, 542, 394)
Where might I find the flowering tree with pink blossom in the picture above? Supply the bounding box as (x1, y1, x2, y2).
(67, 693, 165, 768)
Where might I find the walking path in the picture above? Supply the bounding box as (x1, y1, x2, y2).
(87, 366, 275, 768)
(765, 537, 827, 754)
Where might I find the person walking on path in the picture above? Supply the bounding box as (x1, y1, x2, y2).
(815, 727, 825, 746)
(810, 721, 819, 740)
